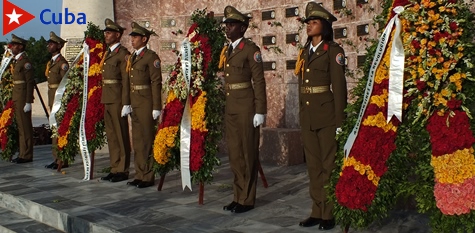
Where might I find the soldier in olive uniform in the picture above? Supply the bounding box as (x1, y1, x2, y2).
(125, 22, 162, 189)
(44, 31, 69, 170)
(9, 34, 35, 164)
(100, 19, 132, 183)
(220, 6, 267, 214)
(295, 2, 347, 230)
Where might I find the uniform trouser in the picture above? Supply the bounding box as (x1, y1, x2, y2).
(14, 101, 33, 160)
(130, 103, 155, 182)
(301, 125, 337, 219)
(105, 103, 131, 174)
(225, 112, 259, 206)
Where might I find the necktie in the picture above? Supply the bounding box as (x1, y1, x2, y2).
(309, 48, 314, 58)
(227, 45, 233, 57)
(132, 53, 137, 62)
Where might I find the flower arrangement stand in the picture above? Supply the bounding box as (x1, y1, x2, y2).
(57, 161, 64, 172)
(155, 161, 267, 205)
(199, 182, 204, 205)
(89, 151, 95, 179)
(344, 225, 349, 233)
(157, 174, 166, 191)
(34, 84, 50, 119)
(257, 161, 268, 188)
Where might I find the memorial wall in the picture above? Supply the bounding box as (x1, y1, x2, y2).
(111, 0, 387, 164)
(114, 0, 385, 130)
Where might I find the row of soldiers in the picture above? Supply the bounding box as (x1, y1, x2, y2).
(6, 2, 346, 230)
(8, 19, 162, 189)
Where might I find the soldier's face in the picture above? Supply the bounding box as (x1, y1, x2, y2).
(130, 35, 147, 50)
(10, 43, 22, 55)
(225, 23, 245, 41)
(47, 42, 61, 54)
(306, 19, 323, 37)
(104, 31, 121, 46)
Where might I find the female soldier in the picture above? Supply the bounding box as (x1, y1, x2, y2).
(295, 2, 347, 230)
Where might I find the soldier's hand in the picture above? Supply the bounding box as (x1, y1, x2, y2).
(253, 114, 265, 127)
(23, 103, 31, 113)
(152, 110, 161, 120)
(121, 105, 132, 117)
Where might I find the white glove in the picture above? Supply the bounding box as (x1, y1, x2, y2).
(23, 103, 31, 113)
(121, 105, 132, 117)
(152, 110, 161, 120)
(336, 127, 342, 135)
(253, 114, 265, 127)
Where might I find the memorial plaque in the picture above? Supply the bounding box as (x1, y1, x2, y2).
(263, 61, 277, 71)
(333, 0, 347, 10)
(356, 0, 369, 4)
(357, 24, 370, 36)
(357, 55, 367, 67)
(286, 60, 297, 70)
(64, 37, 83, 64)
(286, 33, 300, 44)
(161, 41, 177, 51)
(262, 10, 276, 20)
(334, 27, 348, 39)
(137, 20, 151, 28)
(263, 36, 277, 45)
(285, 7, 299, 18)
(161, 19, 177, 27)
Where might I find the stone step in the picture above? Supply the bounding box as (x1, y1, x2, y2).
(0, 192, 119, 233)
(0, 206, 64, 233)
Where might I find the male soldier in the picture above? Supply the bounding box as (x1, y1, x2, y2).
(9, 34, 35, 164)
(44, 31, 69, 170)
(100, 18, 132, 183)
(125, 22, 162, 188)
(221, 6, 267, 213)
(296, 2, 347, 230)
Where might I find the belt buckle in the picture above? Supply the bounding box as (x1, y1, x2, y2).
(303, 86, 311, 94)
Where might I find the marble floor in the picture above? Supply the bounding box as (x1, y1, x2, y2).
(0, 144, 431, 233)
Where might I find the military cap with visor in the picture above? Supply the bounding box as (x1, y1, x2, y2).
(304, 2, 338, 23)
(104, 18, 125, 33)
(129, 22, 157, 37)
(47, 31, 67, 45)
(9, 34, 27, 46)
(222, 5, 251, 26)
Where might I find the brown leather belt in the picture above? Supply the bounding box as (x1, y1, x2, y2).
(102, 79, 121, 85)
(300, 86, 330, 94)
(48, 84, 59, 89)
(13, 80, 25, 85)
(131, 84, 150, 92)
(225, 82, 251, 90)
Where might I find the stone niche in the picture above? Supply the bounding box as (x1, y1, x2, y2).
(112, 0, 386, 166)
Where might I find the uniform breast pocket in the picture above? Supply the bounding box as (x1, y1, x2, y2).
(14, 67, 23, 75)
(134, 65, 147, 73)
(106, 60, 119, 68)
(230, 63, 244, 74)
(313, 62, 329, 73)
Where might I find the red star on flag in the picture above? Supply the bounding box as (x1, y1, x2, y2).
(3, 0, 35, 35)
